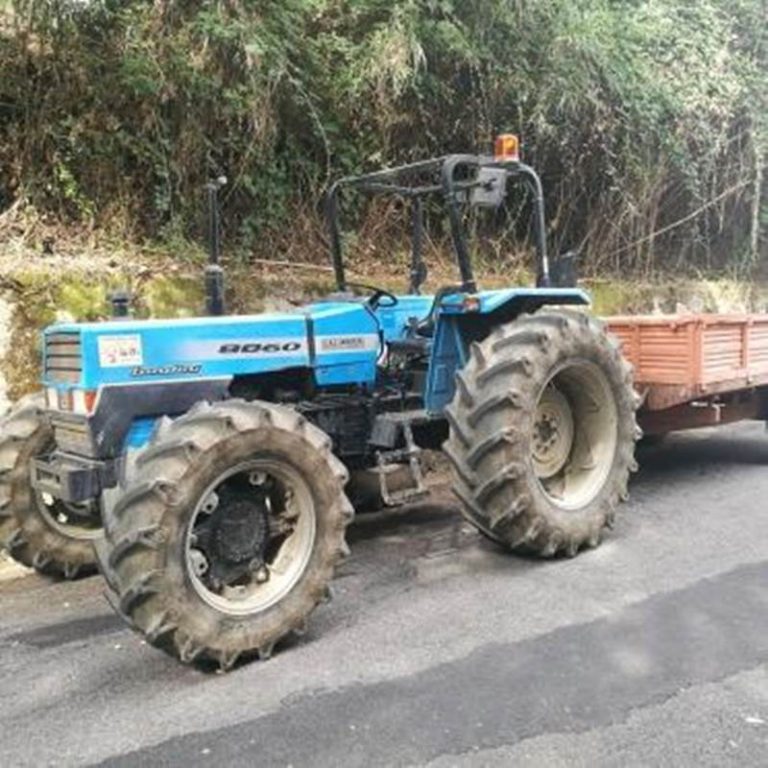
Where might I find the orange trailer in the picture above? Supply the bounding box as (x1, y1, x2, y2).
(606, 314, 768, 435)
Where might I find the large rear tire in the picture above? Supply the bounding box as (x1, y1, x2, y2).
(0, 394, 101, 578)
(444, 309, 640, 556)
(96, 399, 354, 670)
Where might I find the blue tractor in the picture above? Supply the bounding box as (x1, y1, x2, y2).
(0, 139, 638, 668)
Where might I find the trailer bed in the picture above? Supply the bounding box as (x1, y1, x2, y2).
(605, 314, 768, 434)
(606, 314, 768, 409)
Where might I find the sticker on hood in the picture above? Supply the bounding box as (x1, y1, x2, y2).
(98, 335, 143, 367)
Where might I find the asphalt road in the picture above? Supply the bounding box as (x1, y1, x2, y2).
(1, 423, 767, 767)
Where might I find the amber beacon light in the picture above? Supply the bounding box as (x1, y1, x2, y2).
(494, 133, 520, 162)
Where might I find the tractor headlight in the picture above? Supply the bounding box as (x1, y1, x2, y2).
(72, 389, 87, 414)
(71, 389, 98, 415)
(46, 387, 97, 415)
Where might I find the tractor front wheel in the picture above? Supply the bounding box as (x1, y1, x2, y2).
(0, 394, 101, 578)
(444, 309, 640, 557)
(96, 400, 353, 670)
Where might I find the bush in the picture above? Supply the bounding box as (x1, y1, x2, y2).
(0, 0, 765, 276)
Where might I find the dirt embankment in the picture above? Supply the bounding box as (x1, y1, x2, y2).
(0, 297, 11, 412)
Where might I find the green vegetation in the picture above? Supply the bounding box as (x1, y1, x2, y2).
(0, 1, 765, 277)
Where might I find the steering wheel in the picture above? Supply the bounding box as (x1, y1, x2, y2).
(368, 288, 398, 309)
(347, 282, 399, 309)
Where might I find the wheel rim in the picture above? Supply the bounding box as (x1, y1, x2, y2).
(186, 459, 316, 616)
(26, 435, 102, 541)
(532, 360, 618, 510)
(36, 493, 102, 540)
(34, 452, 102, 542)
(532, 386, 574, 479)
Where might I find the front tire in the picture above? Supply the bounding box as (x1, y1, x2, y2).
(96, 400, 353, 670)
(444, 309, 640, 557)
(0, 394, 101, 578)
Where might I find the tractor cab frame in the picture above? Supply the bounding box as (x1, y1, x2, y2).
(325, 145, 576, 301)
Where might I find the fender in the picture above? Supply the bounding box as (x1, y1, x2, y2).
(424, 287, 590, 412)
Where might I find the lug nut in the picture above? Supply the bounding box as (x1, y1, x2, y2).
(255, 565, 270, 584)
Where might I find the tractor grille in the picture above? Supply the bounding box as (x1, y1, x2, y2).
(51, 416, 95, 457)
(45, 332, 82, 384)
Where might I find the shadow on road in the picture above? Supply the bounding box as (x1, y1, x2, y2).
(635, 424, 768, 480)
(2, 422, 766, 676)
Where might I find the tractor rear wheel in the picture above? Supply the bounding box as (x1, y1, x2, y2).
(0, 394, 101, 578)
(96, 399, 353, 670)
(444, 309, 639, 557)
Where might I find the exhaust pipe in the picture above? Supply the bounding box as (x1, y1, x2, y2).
(205, 176, 227, 316)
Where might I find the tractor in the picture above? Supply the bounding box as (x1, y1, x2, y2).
(0, 137, 639, 669)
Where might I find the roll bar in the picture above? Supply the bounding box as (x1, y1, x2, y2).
(325, 153, 551, 294)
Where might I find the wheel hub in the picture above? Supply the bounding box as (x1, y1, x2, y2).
(186, 460, 317, 616)
(37, 493, 102, 540)
(533, 360, 620, 511)
(532, 386, 574, 479)
(193, 486, 270, 590)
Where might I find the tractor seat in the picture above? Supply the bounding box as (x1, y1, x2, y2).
(387, 284, 464, 355)
(410, 283, 464, 339)
(412, 313, 436, 338)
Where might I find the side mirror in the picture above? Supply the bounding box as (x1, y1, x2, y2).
(470, 168, 507, 208)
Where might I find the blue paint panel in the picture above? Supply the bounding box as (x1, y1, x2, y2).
(314, 361, 377, 387)
(372, 296, 434, 342)
(425, 316, 467, 413)
(123, 417, 158, 450)
(43, 304, 384, 391)
(438, 287, 589, 315)
(308, 303, 382, 387)
(45, 312, 310, 390)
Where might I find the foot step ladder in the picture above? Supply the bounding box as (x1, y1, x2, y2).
(375, 423, 428, 506)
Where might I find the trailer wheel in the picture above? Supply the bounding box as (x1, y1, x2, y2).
(444, 309, 640, 557)
(0, 394, 101, 578)
(96, 400, 353, 670)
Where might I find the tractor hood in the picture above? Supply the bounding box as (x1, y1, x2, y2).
(42, 300, 390, 391)
(41, 287, 587, 394)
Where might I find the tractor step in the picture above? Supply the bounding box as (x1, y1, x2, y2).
(375, 423, 427, 506)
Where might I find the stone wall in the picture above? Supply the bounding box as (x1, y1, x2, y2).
(0, 297, 10, 413)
